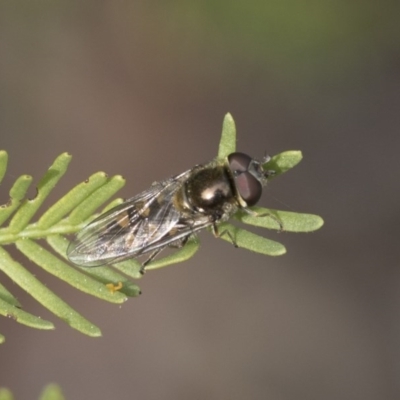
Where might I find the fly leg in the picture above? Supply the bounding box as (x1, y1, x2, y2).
(141, 248, 163, 274)
(242, 207, 284, 232)
(168, 235, 189, 249)
(211, 223, 238, 248)
(140, 235, 191, 274)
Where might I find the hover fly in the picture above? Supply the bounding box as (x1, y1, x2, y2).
(67, 152, 273, 271)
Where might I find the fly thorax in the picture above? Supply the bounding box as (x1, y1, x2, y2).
(183, 166, 235, 214)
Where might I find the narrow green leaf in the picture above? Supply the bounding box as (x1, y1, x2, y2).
(236, 207, 324, 232)
(0, 246, 101, 336)
(0, 150, 8, 184)
(85, 266, 141, 297)
(68, 175, 125, 225)
(16, 239, 128, 304)
(0, 297, 54, 330)
(145, 239, 200, 270)
(217, 113, 236, 159)
(0, 175, 33, 226)
(38, 172, 109, 229)
(0, 387, 13, 399)
(217, 222, 286, 256)
(9, 175, 33, 200)
(39, 384, 65, 400)
(101, 198, 124, 213)
(47, 235, 141, 298)
(265, 150, 303, 178)
(8, 153, 72, 232)
(0, 334, 5, 345)
(112, 259, 143, 279)
(0, 282, 21, 307)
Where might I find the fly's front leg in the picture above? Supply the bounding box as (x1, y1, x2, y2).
(243, 207, 284, 232)
(211, 223, 238, 248)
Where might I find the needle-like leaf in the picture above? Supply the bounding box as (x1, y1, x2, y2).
(0, 151, 8, 184)
(218, 113, 236, 159)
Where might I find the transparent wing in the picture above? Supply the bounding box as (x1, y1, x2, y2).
(67, 169, 204, 267)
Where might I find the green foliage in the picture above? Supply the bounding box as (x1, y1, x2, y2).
(0, 387, 13, 400)
(0, 384, 65, 400)
(39, 384, 65, 400)
(0, 114, 323, 341)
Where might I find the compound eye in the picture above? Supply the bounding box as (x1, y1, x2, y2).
(234, 171, 262, 206)
(228, 152, 263, 206)
(228, 152, 252, 173)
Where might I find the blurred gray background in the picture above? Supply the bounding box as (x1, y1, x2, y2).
(0, 2, 399, 399)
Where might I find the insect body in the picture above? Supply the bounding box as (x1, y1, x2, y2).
(67, 152, 272, 270)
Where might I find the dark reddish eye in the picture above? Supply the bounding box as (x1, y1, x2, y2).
(234, 172, 262, 206)
(228, 152, 252, 173)
(228, 152, 262, 206)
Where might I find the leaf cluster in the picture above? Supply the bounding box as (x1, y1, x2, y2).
(0, 114, 323, 341)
